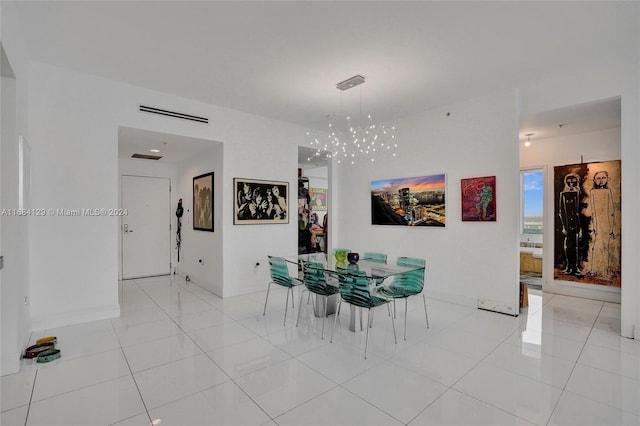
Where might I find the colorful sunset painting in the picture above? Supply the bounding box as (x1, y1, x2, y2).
(371, 174, 446, 227)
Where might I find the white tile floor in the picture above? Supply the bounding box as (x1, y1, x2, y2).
(2, 275, 639, 426)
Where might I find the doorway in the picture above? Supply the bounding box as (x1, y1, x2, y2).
(520, 168, 544, 290)
(121, 175, 171, 279)
(519, 97, 621, 300)
(298, 147, 329, 254)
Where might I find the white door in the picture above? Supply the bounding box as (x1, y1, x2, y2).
(122, 175, 171, 279)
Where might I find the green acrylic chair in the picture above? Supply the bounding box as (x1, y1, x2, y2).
(363, 252, 388, 285)
(296, 261, 339, 339)
(331, 271, 397, 359)
(362, 252, 387, 263)
(263, 256, 303, 326)
(375, 257, 428, 340)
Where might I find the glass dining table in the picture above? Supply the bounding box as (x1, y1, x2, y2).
(281, 253, 425, 331)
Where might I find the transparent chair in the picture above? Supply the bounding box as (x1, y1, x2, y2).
(296, 261, 339, 339)
(362, 252, 387, 263)
(331, 271, 397, 359)
(362, 252, 387, 285)
(375, 257, 428, 340)
(263, 256, 303, 326)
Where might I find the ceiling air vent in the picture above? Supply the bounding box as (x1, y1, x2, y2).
(132, 153, 163, 160)
(139, 105, 209, 124)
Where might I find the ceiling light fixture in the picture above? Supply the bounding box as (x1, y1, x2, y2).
(305, 75, 398, 165)
(524, 133, 534, 147)
(149, 149, 160, 153)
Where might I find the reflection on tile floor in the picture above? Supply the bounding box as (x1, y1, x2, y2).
(2, 276, 639, 425)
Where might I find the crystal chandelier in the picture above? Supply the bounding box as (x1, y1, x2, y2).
(305, 75, 398, 165)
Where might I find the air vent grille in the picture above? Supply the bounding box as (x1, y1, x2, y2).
(139, 105, 209, 124)
(132, 153, 162, 160)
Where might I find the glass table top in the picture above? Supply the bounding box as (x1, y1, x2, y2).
(280, 253, 424, 280)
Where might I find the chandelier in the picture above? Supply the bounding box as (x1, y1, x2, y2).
(305, 75, 398, 165)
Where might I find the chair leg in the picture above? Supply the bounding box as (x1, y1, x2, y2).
(283, 287, 291, 326)
(321, 296, 327, 339)
(291, 287, 295, 309)
(364, 309, 371, 359)
(296, 289, 307, 327)
(330, 299, 342, 343)
(389, 304, 397, 344)
(312, 294, 318, 316)
(263, 282, 272, 316)
(404, 298, 408, 341)
(423, 294, 430, 329)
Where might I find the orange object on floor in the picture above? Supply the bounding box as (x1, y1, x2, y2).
(520, 282, 529, 309)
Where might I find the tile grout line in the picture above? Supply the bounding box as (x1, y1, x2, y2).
(22, 369, 37, 426)
(135, 277, 278, 424)
(544, 301, 605, 426)
(405, 310, 537, 426)
(110, 292, 154, 426)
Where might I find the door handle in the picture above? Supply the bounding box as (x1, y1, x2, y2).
(124, 224, 129, 234)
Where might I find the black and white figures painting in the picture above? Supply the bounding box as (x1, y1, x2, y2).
(553, 160, 621, 287)
(193, 172, 214, 232)
(234, 178, 289, 224)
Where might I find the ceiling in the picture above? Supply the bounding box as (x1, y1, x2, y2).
(118, 127, 221, 164)
(10, 1, 635, 164)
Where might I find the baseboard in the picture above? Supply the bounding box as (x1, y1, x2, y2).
(477, 298, 519, 317)
(31, 304, 120, 331)
(428, 290, 477, 308)
(622, 322, 639, 340)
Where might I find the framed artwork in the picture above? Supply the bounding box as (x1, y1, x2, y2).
(193, 172, 213, 232)
(309, 188, 327, 210)
(234, 178, 289, 224)
(371, 174, 446, 227)
(553, 160, 621, 287)
(461, 176, 496, 221)
(193, 172, 214, 232)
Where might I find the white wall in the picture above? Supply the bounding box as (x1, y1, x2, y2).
(1, 1, 32, 375)
(520, 127, 621, 302)
(176, 146, 223, 296)
(26, 60, 306, 328)
(336, 90, 521, 315)
(520, 61, 639, 339)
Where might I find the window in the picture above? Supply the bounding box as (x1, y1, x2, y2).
(522, 169, 543, 235)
